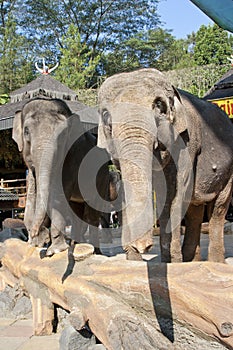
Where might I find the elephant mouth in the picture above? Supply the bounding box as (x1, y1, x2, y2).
(154, 147, 171, 170)
(158, 140, 166, 151)
(26, 158, 35, 171)
(29, 165, 36, 179)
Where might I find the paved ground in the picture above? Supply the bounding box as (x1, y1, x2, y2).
(0, 318, 60, 350)
(0, 231, 233, 350)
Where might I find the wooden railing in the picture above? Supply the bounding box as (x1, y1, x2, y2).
(0, 179, 26, 197)
(0, 178, 27, 197)
(0, 178, 27, 209)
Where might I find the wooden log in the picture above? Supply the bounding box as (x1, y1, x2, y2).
(0, 239, 232, 349)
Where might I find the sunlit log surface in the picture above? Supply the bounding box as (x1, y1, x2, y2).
(0, 239, 232, 349)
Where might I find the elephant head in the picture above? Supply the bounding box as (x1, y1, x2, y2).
(97, 68, 188, 259)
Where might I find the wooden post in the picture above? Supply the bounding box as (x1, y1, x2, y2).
(30, 295, 54, 335)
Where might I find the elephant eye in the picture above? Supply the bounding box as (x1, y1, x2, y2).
(102, 110, 112, 135)
(24, 126, 30, 140)
(102, 110, 110, 124)
(169, 97, 175, 111)
(152, 98, 167, 115)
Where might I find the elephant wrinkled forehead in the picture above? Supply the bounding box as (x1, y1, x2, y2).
(22, 100, 71, 124)
(99, 69, 173, 107)
(22, 99, 72, 119)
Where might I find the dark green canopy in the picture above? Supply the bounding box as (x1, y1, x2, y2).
(190, 0, 233, 33)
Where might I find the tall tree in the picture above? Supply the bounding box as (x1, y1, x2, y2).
(156, 37, 194, 71)
(15, 0, 161, 60)
(103, 28, 175, 75)
(55, 24, 100, 89)
(0, 1, 34, 93)
(193, 24, 233, 65)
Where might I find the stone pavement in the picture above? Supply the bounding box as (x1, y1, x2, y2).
(0, 230, 233, 350)
(0, 318, 60, 350)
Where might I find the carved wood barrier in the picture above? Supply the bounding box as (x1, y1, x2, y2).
(0, 239, 233, 349)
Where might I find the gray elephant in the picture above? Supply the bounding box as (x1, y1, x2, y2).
(98, 68, 233, 263)
(13, 98, 115, 256)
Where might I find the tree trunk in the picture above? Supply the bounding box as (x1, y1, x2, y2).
(0, 239, 232, 350)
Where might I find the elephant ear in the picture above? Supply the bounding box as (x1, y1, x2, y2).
(97, 118, 108, 149)
(12, 110, 23, 152)
(172, 86, 188, 136)
(67, 113, 84, 141)
(70, 113, 81, 123)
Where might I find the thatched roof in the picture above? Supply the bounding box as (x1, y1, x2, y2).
(0, 75, 99, 132)
(204, 68, 233, 100)
(10, 74, 78, 102)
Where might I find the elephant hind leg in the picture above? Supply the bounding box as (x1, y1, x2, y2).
(208, 178, 233, 263)
(182, 204, 204, 262)
(83, 203, 102, 254)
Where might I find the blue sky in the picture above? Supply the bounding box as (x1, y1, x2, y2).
(158, 0, 213, 39)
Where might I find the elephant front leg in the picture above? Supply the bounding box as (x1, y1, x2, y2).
(83, 204, 101, 254)
(46, 228, 69, 257)
(159, 218, 182, 263)
(182, 203, 204, 262)
(208, 178, 233, 263)
(46, 209, 69, 257)
(156, 173, 183, 263)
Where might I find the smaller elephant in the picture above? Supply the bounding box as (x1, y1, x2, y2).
(13, 98, 116, 256)
(98, 68, 233, 263)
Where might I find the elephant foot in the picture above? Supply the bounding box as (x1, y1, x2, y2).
(131, 230, 154, 255)
(208, 252, 225, 264)
(183, 253, 201, 262)
(182, 245, 201, 262)
(161, 255, 171, 263)
(46, 236, 69, 257)
(161, 254, 182, 263)
(125, 246, 143, 261)
(30, 227, 50, 248)
(94, 247, 102, 255)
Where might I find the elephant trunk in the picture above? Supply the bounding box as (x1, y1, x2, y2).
(29, 133, 64, 238)
(117, 125, 155, 254)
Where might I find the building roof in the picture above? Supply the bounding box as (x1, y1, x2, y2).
(204, 68, 233, 100)
(0, 74, 99, 132)
(10, 74, 78, 102)
(0, 188, 18, 201)
(190, 0, 233, 33)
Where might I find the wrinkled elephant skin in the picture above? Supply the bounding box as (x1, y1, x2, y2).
(13, 98, 114, 256)
(98, 68, 233, 263)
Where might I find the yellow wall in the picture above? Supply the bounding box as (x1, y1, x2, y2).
(210, 97, 233, 119)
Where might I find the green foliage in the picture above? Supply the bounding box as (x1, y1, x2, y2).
(75, 89, 97, 107)
(166, 63, 229, 97)
(0, 9, 34, 94)
(0, 94, 9, 104)
(15, 0, 160, 59)
(0, 130, 25, 170)
(103, 28, 175, 75)
(55, 24, 101, 89)
(0, 2, 233, 99)
(193, 24, 233, 66)
(102, 23, 233, 76)
(158, 38, 195, 70)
